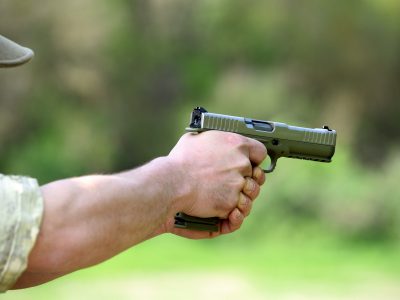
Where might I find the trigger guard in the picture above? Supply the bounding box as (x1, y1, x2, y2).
(263, 153, 278, 173)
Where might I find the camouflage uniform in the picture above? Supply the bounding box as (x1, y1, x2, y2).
(0, 175, 43, 292)
(0, 35, 39, 292)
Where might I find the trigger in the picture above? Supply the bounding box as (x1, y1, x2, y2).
(263, 153, 278, 173)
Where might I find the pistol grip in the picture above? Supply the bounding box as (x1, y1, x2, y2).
(174, 212, 220, 232)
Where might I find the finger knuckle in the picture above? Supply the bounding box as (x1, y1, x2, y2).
(234, 212, 244, 224)
(226, 133, 247, 147)
(258, 171, 266, 184)
(233, 176, 246, 192)
(242, 205, 252, 217)
(214, 195, 235, 215)
(260, 144, 268, 159)
(253, 183, 260, 198)
(244, 177, 255, 192)
(253, 166, 262, 177)
(239, 194, 250, 209)
(253, 140, 267, 155)
(238, 158, 252, 174)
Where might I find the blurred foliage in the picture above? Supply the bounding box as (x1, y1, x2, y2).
(1, 0, 400, 245)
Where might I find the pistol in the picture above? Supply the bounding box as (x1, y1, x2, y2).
(174, 107, 337, 232)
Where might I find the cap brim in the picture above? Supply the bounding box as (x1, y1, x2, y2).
(0, 34, 34, 67)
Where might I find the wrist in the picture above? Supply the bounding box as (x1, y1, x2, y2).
(138, 156, 190, 235)
(116, 156, 193, 235)
(163, 155, 195, 215)
(120, 156, 189, 219)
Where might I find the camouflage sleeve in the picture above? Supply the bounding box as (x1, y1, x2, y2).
(0, 175, 44, 293)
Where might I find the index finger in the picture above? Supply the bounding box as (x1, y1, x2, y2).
(246, 137, 267, 165)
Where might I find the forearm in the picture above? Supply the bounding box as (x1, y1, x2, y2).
(12, 131, 268, 289)
(14, 157, 179, 288)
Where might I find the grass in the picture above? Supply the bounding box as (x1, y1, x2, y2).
(4, 233, 400, 300)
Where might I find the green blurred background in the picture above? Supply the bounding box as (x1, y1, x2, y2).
(2, 0, 400, 299)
